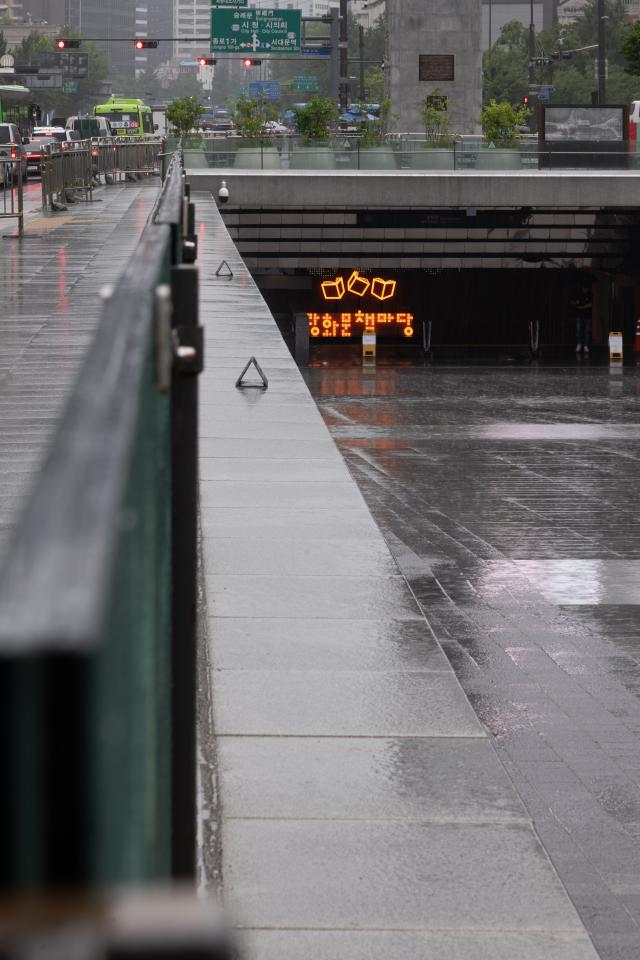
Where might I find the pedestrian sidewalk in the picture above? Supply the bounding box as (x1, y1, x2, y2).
(196, 192, 598, 960)
(0, 182, 158, 557)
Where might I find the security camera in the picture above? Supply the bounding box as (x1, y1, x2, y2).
(218, 180, 229, 205)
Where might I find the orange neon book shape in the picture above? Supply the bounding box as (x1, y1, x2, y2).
(321, 276, 346, 300)
(371, 277, 397, 301)
(347, 271, 370, 297)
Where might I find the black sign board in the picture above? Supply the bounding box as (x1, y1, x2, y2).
(419, 55, 454, 82)
(41, 51, 89, 79)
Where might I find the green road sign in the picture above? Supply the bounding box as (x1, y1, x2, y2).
(293, 75, 319, 92)
(211, 8, 302, 54)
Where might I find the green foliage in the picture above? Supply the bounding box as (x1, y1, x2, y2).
(622, 21, 640, 75)
(9, 31, 109, 118)
(232, 95, 265, 138)
(166, 96, 204, 137)
(293, 96, 338, 140)
(484, 1, 636, 107)
(480, 99, 530, 144)
(419, 89, 453, 143)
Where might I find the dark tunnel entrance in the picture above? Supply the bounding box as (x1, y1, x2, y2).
(256, 267, 639, 364)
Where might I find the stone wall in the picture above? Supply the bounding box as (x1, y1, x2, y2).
(386, 0, 483, 135)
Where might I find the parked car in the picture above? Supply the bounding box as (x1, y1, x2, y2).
(0, 122, 28, 184)
(263, 120, 289, 135)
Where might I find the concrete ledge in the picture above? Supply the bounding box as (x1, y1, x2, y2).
(188, 168, 640, 210)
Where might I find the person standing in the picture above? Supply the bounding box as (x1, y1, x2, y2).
(572, 280, 593, 355)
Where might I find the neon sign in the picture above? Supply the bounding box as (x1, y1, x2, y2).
(321, 271, 397, 303)
(308, 311, 415, 339)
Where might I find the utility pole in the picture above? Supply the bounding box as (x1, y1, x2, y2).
(330, 7, 340, 102)
(528, 0, 538, 133)
(597, 0, 606, 104)
(359, 23, 365, 101)
(339, 0, 349, 111)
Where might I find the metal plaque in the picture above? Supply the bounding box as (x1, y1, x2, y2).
(419, 55, 454, 82)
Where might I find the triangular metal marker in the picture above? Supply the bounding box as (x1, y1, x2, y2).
(236, 357, 268, 390)
(215, 259, 234, 279)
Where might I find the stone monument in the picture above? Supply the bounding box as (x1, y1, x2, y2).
(386, 0, 483, 135)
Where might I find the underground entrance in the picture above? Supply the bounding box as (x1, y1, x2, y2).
(255, 267, 639, 364)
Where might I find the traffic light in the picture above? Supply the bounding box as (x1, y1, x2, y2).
(521, 95, 530, 106)
(56, 38, 80, 49)
(134, 40, 158, 49)
(198, 56, 217, 66)
(243, 58, 262, 67)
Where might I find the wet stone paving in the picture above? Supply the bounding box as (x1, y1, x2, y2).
(0, 182, 158, 554)
(305, 363, 640, 960)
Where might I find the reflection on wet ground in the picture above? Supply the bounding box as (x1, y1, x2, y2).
(305, 364, 640, 960)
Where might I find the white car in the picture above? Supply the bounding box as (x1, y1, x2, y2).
(263, 120, 289, 134)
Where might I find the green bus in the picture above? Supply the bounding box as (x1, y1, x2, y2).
(0, 85, 38, 136)
(94, 98, 154, 138)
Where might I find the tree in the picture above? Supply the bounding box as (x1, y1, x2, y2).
(480, 99, 530, 144)
(232, 95, 265, 137)
(484, 1, 634, 107)
(166, 96, 204, 137)
(293, 96, 338, 140)
(419, 90, 453, 141)
(622, 21, 640, 75)
(10, 32, 109, 117)
(0, 31, 6, 59)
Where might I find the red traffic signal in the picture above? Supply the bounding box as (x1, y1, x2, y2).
(56, 38, 80, 49)
(198, 56, 217, 66)
(135, 39, 158, 49)
(243, 58, 262, 67)
(521, 96, 530, 105)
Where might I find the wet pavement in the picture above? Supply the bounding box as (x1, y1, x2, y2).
(198, 194, 598, 960)
(0, 181, 158, 553)
(304, 362, 640, 960)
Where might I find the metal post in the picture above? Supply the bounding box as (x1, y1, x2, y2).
(529, 0, 536, 90)
(330, 7, 340, 102)
(339, 0, 349, 112)
(170, 263, 202, 879)
(359, 24, 365, 102)
(528, 0, 538, 133)
(17, 165, 23, 238)
(597, 0, 606, 105)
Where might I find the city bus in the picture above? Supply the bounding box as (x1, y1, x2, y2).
(0, 85, 39, 137)
(93, 98, 154, 138)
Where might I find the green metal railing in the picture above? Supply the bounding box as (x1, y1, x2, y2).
(0, 151, 214, 947)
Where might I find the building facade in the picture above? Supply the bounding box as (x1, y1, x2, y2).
(134, 0, 173, 73)
(387, 0, 483, 134)
(77, 1, 136, 83)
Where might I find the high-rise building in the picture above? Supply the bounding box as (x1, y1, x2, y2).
(78, 0, 136, 83)
(174, 0, 210, 60)
(134, 0, 173, 73)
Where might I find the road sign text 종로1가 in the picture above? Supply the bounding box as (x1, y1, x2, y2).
(211, 8, 302, 54)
